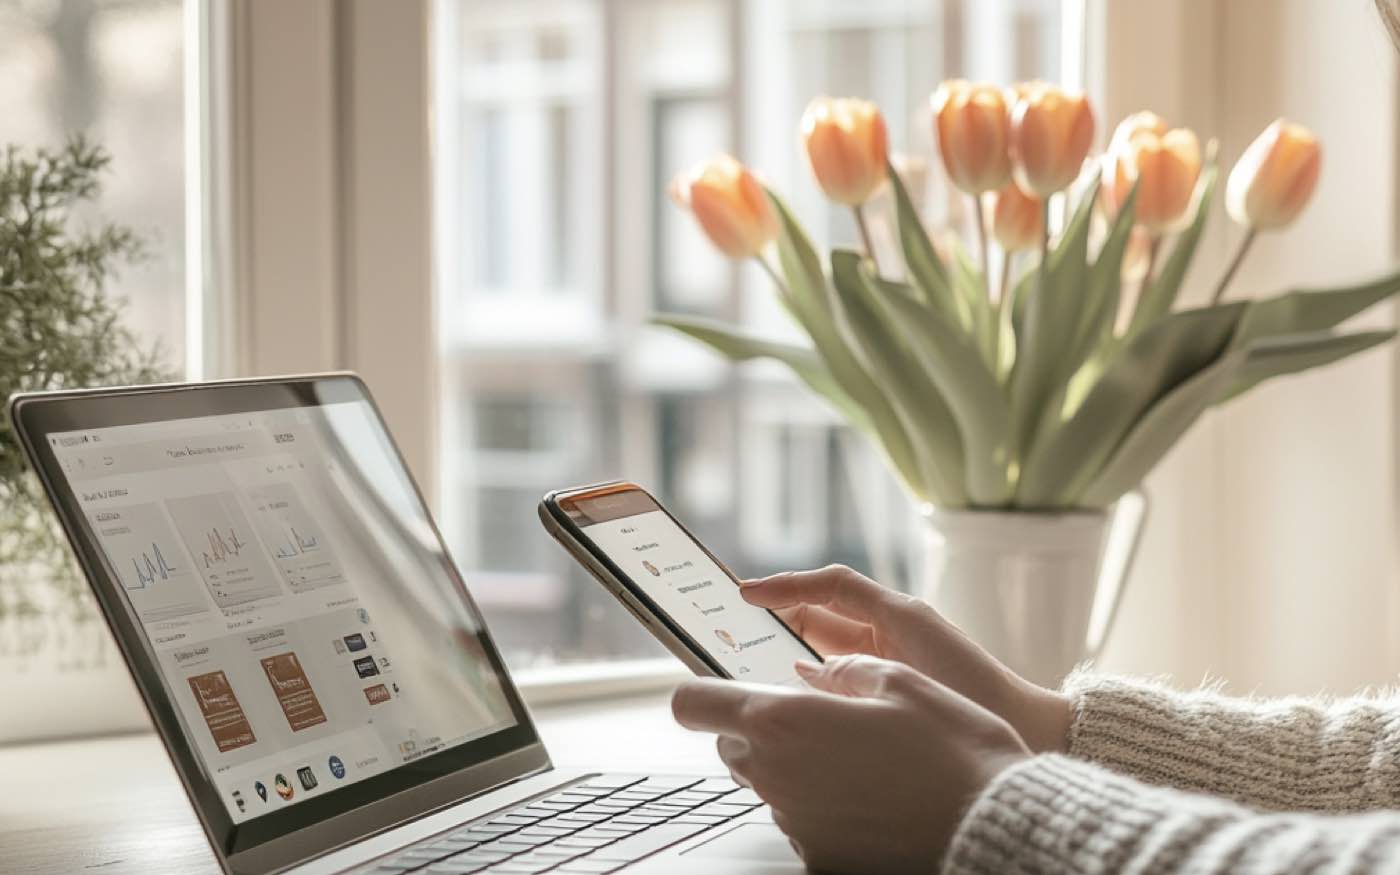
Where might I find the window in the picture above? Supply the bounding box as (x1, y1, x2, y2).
(435, 0, 1071, 671)
(0, 0, 190, 374)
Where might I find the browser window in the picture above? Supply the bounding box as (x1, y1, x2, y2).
(49, 401, 516, 822)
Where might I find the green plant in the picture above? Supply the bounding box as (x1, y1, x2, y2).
(661, 92, 1400, 511)
(0, 136, 168, 633)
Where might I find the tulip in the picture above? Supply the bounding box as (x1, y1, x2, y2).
(1225, 118, 1321, 230)
(799, 97, 889, 207)
(669, 154, 779, 260)
(991, 180, 1044, 305)
(1101, 111, 1167, 215)
(1104, 118, 1202, 233)
(930, 80, 1012, 194)
(1008, 84, 1095, 198)
(1213, 119, 1321, 303)
(991, 181, 1044, 252)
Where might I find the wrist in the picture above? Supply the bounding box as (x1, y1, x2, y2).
(1007, 679, 1074, 754)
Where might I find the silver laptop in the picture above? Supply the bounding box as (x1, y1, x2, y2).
(8, 374, 804, 875)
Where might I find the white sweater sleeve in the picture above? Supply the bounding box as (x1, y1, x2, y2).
(943, 754, 1400, 875)
(1062, 671, 1400, 812)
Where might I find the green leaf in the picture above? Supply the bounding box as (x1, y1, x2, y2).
(651, 314, 870, 430)
(1126, 160, 1219, 337)
(1007, 179, 1098, 463)
(1233, 268, 1400, 346)
(1073, 182, 1139, 370)
(829, 250, 967, 505)
(1016, 301, 1246, 506)
(1217, 329, 1396, 402)
(886, 160, 963, 326)
(866, 276, 1012, 505)
(766, 190, 929, 500)
(1079, 347, 1248, 507)
(949, 238, 999, 371)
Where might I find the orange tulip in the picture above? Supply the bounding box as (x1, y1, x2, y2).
(1226, 119, 1321, 230)
(669, 154, 779, 259)
(1008, 84, 1095, 197)
(800, 97, 889, 206)
(931, 80, 1012, 194)
(1104, 114, 1202, 233)
(1101, 111, 1167, 214)
(991, 182, 1044, 252)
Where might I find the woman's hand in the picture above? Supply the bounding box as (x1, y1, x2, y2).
(672, 654, 1030, 874)
(741, 565, 1073, 754)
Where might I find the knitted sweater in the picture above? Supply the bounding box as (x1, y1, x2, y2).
(944, 671, 1400, 874)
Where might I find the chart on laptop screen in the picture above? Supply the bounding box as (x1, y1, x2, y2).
(48, 401, 516, 823)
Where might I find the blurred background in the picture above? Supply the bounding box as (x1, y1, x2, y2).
(1, 0, 1396, 701)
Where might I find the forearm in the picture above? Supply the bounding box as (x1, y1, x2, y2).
(1064, 671, 1400, 812)
(945, 755, 1400, 875)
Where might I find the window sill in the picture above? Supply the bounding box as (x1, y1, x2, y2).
(514, 658, 689, 707)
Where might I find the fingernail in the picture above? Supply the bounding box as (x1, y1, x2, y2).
(794, 660, 821, 678)
(740, 578, 763, 588)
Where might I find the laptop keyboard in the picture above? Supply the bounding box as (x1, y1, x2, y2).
(357, 775, 765, 874)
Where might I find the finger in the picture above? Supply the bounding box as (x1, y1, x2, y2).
(671, 679, 750, 735)
(741, 565, 904, 625)
(759, 601, 877, 658)
(799, 653, 924, 700)
(672, 680, 805, 736)
(716, 736, 750, 775)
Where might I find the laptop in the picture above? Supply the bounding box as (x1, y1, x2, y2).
(9, 374, 805, 875)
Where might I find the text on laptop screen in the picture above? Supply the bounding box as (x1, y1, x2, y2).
(48, 401, 516, 823)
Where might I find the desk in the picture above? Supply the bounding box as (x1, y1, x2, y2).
(0, 692, 719, 875)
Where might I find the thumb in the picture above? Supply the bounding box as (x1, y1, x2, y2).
(797, 653, 922, 700)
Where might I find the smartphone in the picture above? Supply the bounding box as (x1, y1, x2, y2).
(539, 481, 821, 686)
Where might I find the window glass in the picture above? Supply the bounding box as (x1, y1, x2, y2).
(0, 0, 188, 371)
(436, 0, 1066, 670)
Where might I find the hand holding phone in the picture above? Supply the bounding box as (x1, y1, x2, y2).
(539, 482, 820, 685)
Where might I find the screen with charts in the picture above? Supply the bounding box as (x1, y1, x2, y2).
(47, 401, 516, 823)
(578, 500, 814, 686)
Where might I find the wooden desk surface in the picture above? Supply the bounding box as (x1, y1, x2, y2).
(0, 692, 719, 875)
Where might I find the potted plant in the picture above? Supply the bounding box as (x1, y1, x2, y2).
(661, 83, 1399, 685)
(0, 137, 167, 740)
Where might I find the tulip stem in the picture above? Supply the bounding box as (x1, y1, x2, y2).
(1211, 227, 1258, 305)
(973, 194, 991, 293)
(1139, 235, 1161, 311)
(1038, 200, 1051, 282)
(756, 256, 791, 298)
(998, 250, 1013, 306)
(853, 204, 881, 276)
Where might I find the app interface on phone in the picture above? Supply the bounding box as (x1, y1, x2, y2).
(572, 493, 814, 686)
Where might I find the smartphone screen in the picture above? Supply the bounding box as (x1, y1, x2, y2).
(555, 486, 817, 686)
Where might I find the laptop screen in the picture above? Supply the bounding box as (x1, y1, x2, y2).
(43, 393, 519, 827)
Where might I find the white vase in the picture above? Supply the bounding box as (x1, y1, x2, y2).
(922, 492, 1148, 688)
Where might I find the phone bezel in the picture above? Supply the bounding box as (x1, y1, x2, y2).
(539, 481, 822, 679)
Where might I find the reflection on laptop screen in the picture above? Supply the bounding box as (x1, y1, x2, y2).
(47, 400, 516, 823)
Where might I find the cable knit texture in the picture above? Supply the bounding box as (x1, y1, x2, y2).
(943, 672, 1400, 874)
(1063, 670, 1400, 812)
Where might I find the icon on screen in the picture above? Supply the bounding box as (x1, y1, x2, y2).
(328, 755, 346, 779)
(254, 781, 268, 803)
(343, 633, 367, 652)
(353, 656, 380, 678)
(298, 766, 318, 791)
(275, 773, 294, 801)
(714, 629, 738, 651)
(357, 608, 371, 625)
(232, 790, 246, 813)
(642, 560, 660, 577)
(332, 639, 347, 655)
